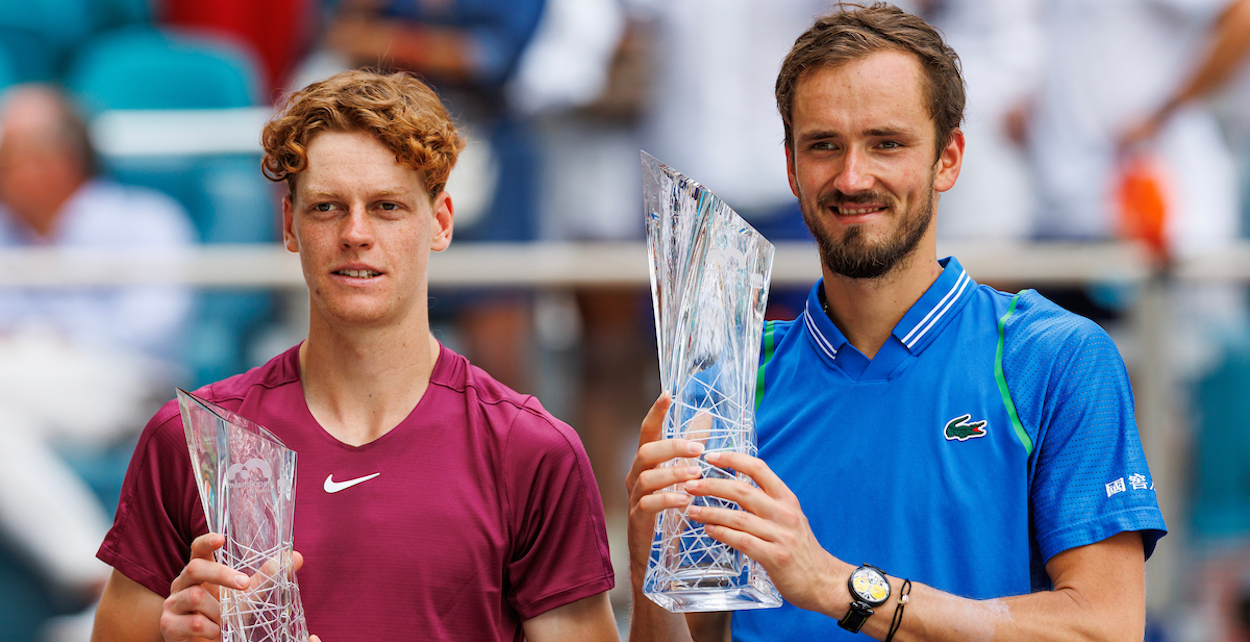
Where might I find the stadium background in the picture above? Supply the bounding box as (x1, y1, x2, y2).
(1, 0, 1249, 640)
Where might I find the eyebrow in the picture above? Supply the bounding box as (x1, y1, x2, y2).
(301, 187, 415, 200)
(796, 126, 918, 144)
(865, 127, 912, 138)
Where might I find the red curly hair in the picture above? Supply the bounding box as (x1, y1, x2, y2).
(261, 69, 465, 199)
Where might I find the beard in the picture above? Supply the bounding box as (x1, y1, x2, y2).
(801, 180, 935, 280)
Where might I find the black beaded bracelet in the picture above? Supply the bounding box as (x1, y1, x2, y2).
(884, 578, 912, 642)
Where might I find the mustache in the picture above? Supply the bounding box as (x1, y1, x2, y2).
(817, 189, 894, 208)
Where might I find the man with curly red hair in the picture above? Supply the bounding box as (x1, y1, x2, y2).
(91, 69, 620, 642)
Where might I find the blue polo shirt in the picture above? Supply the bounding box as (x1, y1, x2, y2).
(733, 257, 1167, 641)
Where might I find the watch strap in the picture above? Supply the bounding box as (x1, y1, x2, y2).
(838, 600, 875, 633)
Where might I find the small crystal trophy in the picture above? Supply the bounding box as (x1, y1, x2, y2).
(178, 389, 309, 641)
(642, 152, 782, 612)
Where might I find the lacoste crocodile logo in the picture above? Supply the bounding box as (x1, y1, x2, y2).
(944, 414, 987, 441)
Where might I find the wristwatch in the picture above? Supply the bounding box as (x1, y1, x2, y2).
(838, 564, 891, 634)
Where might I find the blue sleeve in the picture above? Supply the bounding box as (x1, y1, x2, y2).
(382, 0, 546, 86)
(1004, 293, 1167, 563)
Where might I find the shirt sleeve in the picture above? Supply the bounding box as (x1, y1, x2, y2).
(502, 398, 614, 620)
(1006, 294, 1167, 563)
(96, 399, 207, 597)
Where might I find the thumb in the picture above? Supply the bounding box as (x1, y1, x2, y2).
(638, 392, 672, 448)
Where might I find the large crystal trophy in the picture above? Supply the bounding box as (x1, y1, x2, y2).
(642, 152, 782, 612)
(178, 389, 309, 642)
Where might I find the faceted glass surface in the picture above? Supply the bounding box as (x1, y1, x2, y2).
(178, 389, 309, 642)
(642, 151, 782, 612)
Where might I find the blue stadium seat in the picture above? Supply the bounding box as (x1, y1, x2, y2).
(1192, 339, 1250, 539)
(67, 26, 261, 112)
(0, 0, 93, 46)
(66, 26, 278, 385)
(86, 0, 153, 33)
(0, 25, 60, 83)
(0, 0, 93, 81)
(0, 47, 16, 92)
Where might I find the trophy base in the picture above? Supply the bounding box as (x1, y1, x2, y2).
(645, 584, 783, 613)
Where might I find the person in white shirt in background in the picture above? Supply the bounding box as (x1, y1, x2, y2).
(897, 0, 1043, 244)
(0, 84, 195, 635)
(1024, 0, 1250, 376)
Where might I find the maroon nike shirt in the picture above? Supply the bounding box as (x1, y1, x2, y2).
(99, 343, 614, 640)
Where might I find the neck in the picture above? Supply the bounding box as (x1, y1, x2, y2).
(820, 241, 942, 360)
(299, 313, 440, 446)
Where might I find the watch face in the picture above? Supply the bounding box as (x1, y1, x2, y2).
(850, 566, 891, 606)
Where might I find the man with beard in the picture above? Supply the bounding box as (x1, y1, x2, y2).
(625, 4, 1167, 641)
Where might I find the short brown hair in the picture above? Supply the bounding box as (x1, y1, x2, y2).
(262, 69, 465, 198)
(775, 3, 964, 158)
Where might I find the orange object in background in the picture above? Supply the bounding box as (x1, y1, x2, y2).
(1116, 154, 1171, 259)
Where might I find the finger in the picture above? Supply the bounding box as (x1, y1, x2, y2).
(163, 583, 223, 631)
(686, 503, 781, 543)
(636, 492, 693, 516)
(638, 392, 672, 449)
(251, 555, 283, 592)
(683, 477, 779, 521)
(159, 609, 221, 641)
(189, 532, 226, 561)
(635, 465, 702, 497)
(293, 550, 304, 574)
(170, 555, 248, 596)
(679, 412, 714, 445)
(637, 438, 704, 466)
(705, 451, 796, 503)
(701, 521, 774, 562)
(626, 438, 703, 490)
(310, 636, 322, 642)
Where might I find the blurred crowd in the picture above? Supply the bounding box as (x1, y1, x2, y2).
(2, 0, 1250, 640)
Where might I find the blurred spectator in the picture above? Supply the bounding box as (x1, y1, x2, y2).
(914, 0, 1043, 242)
(631, 0, 831, 340)
(1027, 0, 1245, 255)
(507, 0, 642, 527)
(323, 0, 545, 392)
(1118, 0, 1250, 154)
(512, 0, 635, 244)
(158, 0, 320, 97)
(633, 0, 828, 248)
(0, 85, 194, 607)
(1021, 0, 1250, 378)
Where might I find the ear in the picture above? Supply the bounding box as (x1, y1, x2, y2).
(785, 143, 801, 199)
(430, 191, 454, 252)
(934, 128, 965, 193)
(282, 195, 299, 253)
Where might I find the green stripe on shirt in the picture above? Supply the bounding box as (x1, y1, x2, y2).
(756, 320, 776, 411)
(995, 293, 1033, 455)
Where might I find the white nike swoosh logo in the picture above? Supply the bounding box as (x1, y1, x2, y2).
(323, 472, 381, 494)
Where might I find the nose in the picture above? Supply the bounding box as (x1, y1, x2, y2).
(340, 206, 373, 248)
(833, 146, 874, 194)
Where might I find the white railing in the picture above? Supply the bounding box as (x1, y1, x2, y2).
(0, 239, 1164, 288)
